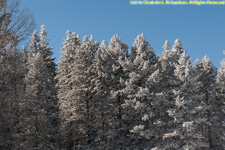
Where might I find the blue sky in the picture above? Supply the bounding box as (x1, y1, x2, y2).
(21, 0, 225, 67)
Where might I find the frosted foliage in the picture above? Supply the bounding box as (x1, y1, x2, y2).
(121, 34, 164, 149)
(218, 51, 225, 84)
(182, 121, 194, 132)
(130, 125, 144, 134)
(1, 30, 225, 149)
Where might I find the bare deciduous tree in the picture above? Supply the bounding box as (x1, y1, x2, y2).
(0, 0, 35, 55)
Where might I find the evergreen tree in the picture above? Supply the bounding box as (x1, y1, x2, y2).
(162, 51, 209, 150)
(64, 35, 98, 149)
(93, 35, 128, 149)
(0, 46, 24, 149)
(215, 51, 225, 149)
(21, 52, 55, 149)
(121, 34, 160, 149)
(20, 26, 58, 149)
(192, 56, 218, 149)
(56, 31, 81, 150)
(39, 25, 59, 148)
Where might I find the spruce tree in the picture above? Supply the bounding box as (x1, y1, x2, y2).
(215, 51, 225, 149)
(121, 34, 160, 149)
(192, 56, 218, 149)
(22, 52, 54, 149)
(56, 31, 81, 149)
(20, 26, 58, 149)
(162, 51, 209, 150)
(93, 35, 128, 149)
(64, 35, 98, 149)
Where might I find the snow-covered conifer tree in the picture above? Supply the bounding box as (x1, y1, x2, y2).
(93, 35, 128, 149)
(20, 26, 58, 149)
(56, 30, 81, 149)
(21, 52, 55, 149)
(28, 30, 40, 57)
(121, 34, 161, 149)
(0, 46, 24, 149)
(161, 51, 209, 150)
(215, 51, 225, 149)
(63, 35, 98, 149)
(192, 56, 218, 149)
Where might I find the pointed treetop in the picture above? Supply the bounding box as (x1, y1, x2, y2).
(217, 51, 225, 83)
(29, 30, 40, 50)
(202, 55, 209, 62)
(40, 25, 49, 46)
(33, 30, 38, 35)
(110, 34, 120, 42)
(90, 34, 94, 43)
(41, 25, 45, 30)
(72, 32, 76, 38)
(136, 33, 145, 42)
(30, 30, 38, 41)
(76, 34, 80, 39)
(40, 25, 47, 38)
(193, 58, 202, 69)
(109, 34, 128, 50)
(66, 30, 72, 39)
(132, 33, 152, 55)
(83, 36, 88, 43)
(101, 40, 107, 49)
(194, 58, 200, 63)
(109, 34, 121, 49)
(174, 51, 191, 81)
(71, 32, 80, 44)
(172, 38, 183, 55)
(179, 51, 190, 65)
(163, 40, 171, 51)
(40, 25, 46, 33)
(115, 34, 119, 39)
(173, 38, 182, 48)
(201, 56, 216, 71)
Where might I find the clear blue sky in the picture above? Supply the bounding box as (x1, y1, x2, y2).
(21, 0, 225, 68)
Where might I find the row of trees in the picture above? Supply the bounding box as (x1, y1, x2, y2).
(56, 32, 224, 150)
(0, 1, 224, 150)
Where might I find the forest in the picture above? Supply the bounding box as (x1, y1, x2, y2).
(0, 0, 224, 150)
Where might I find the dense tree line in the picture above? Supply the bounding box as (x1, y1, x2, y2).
(0, 1, 224, 150)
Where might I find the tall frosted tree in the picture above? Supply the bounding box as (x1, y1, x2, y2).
(56, 31, 81, 149)
(192, 56, 218, 149)
(39, 25, 59, 148)
(215, 51, 225, 149)
(63, 35, 99, 149)
(20, 26, 58, 149)
(21, 52, 53, 149)
(93, 35, 128, 149)
(121, 34, 161, 149)
(161, 51, 209, 150)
